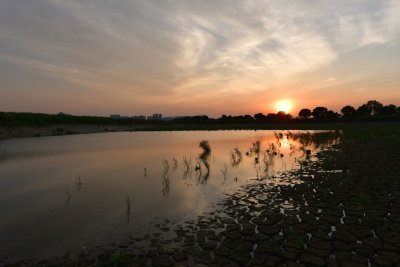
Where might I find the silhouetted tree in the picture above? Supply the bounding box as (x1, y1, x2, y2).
(312, 107, 328, 119)
(341, 105, 356, 117)
(276, 111, 292, 121)
(325, 110, 340, 119)
(381, 104, 397, 116)
(356, 104, 369, 116)
(265, 113, 277, 121)
(243, 115, 254, 121)
(219, 115, 255, 122)
(198, 115, 209, 120)
(176, 115, 209, 122)
(298, 108, 312, 119)
(254, 113, 266, 121)
(366, 100, 383, 116)
(397, 107, 400, 115)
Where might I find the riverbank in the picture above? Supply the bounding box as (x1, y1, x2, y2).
(1, 121, 399, 140)
(4, 127, 400, 266)
(0, 124, 146, 140)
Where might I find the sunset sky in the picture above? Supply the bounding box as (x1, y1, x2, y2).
(1, 0, 399, 117)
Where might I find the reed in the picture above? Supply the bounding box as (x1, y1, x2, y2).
(75, 176, 82, 191)
(172, 158, 178, 170)
(221, 163, 228, 181)
(230, 147, 242, 167)
(126, 195, 132, 223)
(162, 159, 169, 174)
(65, 189, 72, 205)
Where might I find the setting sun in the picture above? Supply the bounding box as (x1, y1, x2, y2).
(275, 100, 293, 114)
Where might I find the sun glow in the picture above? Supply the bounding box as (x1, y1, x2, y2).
(275, 100, 293, 114)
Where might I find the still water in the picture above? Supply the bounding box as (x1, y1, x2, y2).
(0, 130, 337, 261)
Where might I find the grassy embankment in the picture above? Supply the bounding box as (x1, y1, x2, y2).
(1, 111, 399, 139)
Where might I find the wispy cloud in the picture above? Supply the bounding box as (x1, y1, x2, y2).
(0, 0, 399, 115)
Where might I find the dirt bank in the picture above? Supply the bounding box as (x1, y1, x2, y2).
(0, 125, 148, 140)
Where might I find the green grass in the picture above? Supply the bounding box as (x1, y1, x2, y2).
(0, 112, 150, 126)
(2, 111, 400, 142)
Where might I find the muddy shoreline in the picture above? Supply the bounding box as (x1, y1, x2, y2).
(1, 121, 399, 140)
(3, 132, 400, 267)
(0, 125, 147, 140)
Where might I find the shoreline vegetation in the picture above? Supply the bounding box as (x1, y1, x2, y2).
(1, 99, 400, 140)
(1, 121, 400, 140)
(1, 119, 400, 140)
(0, 100, 400, 140)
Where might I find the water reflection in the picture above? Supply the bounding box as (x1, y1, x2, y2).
(161, 160, 170, 197)
(221, 163, 228, 185)
(75, 176, 82, 192)
(182, 156, 192, 180)
(0, 130, 340, 262)
(65, 188, 72, 206)
(197, 140, 211, 184)
(155, 131, 341, 197)
(172, 158, 178, 170)
(155, 131, 341, 195)
(126, 195, 132, 224)
(230, 147, 242, 167)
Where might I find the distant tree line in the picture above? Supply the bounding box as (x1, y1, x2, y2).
(0, 112, 152, 126)
(298, 100, 400, 119)
(174, 100, 400, 123)
(1, 100, 399, 127)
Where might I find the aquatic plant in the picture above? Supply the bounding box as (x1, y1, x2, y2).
(162, 173, 170, 197)
(251, 140, 261, 155)
(199, 140, 211, 155)
(75, 176, 82, 191)
(172, 158, 178, 170)
(182, 156, 193, 179)
(221, 163, 228, 181)
(195, 158, 202, 172)
(261, 151, 276, 179)
(199, 141, 211, 164)
(230, 147, 242, 167)
(162, 159, 169, 174)
(267, 143, 277, 155)
(195, 156, 211, 185)
(198, 167, 210, 185)
(126, 195, 132, 223)
(182, 156, 192, 173)
(196, 140, 211, 184)
(65, 189, 72, 205)
(160, 159, 171, 196)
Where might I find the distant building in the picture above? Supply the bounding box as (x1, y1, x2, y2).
(162, 116, 186, 121)
(132, 115, 146, 120)
(148, 113, 162, 120)
(110, 114, 121, 119)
